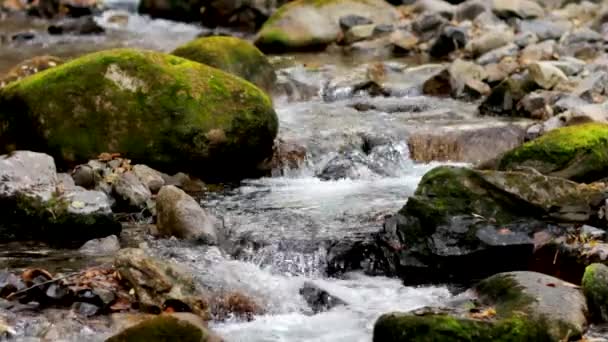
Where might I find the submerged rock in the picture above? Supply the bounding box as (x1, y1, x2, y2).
(114, 248, 210, 317)
(299, 282, 346, 313)
(172, 36, 276, 93)
(254, 0, 399, 51)
(498, 123, 608, 182)
(0, 49, 278, 182)
(0, 151, 120, 245)
(153, 185, 222, 243)
(79, 235, 121, 256)
(47, 16, 104, 35)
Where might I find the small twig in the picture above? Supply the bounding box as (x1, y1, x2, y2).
(7, 270, 87, 300)
(553, 248, 559, 265)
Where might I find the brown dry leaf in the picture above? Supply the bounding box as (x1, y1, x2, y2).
(98, 152, 113, 161)
(22, 268, 53, 283)
(470, 307, 496, 320)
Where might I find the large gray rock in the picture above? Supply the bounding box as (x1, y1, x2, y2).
(132, 164, 165, 194)
(476, 271, 588, 340)
(0, 151, 120, 245)
(153, 185, 221, 244)
(114, 248, 210, 316)
(112, 171, 152, 212)
(492, 0, 544, 19)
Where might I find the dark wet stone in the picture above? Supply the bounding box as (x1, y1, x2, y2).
(45, 284, 69, 301)
(412, 13, 447, 40)
(430, 26, 467, 58)
(48, 16, 104, 35)
(300, 282, 346, 313)
(373, 24, 394, 35)
(339, 15, 373, 31)
(11, 32, 35, 42)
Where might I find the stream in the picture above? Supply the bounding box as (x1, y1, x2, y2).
(0, 8, 528, 342)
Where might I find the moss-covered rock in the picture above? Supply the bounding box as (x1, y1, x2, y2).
(373, 312, 552, 342)
(105, 315, 212, 342)
(582, 263, 608, 322)
(172, 36, 276, 93)
(0, 48, 278, 181)
(498, 123, 608, 183)
(255, 0, 399, 51)
(475, 271, 588, 341)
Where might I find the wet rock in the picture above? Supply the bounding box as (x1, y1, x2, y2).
(412, 12, 447, 41)
(407, 124, 526, 163)
(112, 171, 152, 212)
(476, 43, 519, 65)
(72, 164, 96, 189)
(255, 0, 399, 51)
(516, 90, 560, 120)
(267, 139, 307, 175)
(210, 292, 263, 321)
(132, 164, 165, 194)
(0, 55, 63, 88)
(0, 49, 278, 182)
(47, 16, 104, 35)
(0, 151, 120, 245)
(299, 282, 346, 313)
(79, 235, 120, 256)
(546, 57, 585, 76)
(106, 315, 216, 342)
(72, 302, 99, 317)
(583, 263, 608, 322)
(529, 61, 569, 90)
(498, 123, 608, 182)
(455, 0, 487, 21)
(115, 248, 210, 316)
(492, 0, 544, 19)
(375, 166, 608, 284)
(484, 57, 520, 83)
(423, 59, 489, 99)
(172, 36, 276, 93)
(476, 271, 587, 340)
(413, 0, 456, 19)
(317, 152, 371, 180)
(514, 31, 538, 48)
(153, 185, 221, 244)
(339, 14, 372, 31)
(388, 29, 419, 54)
(559, 28, 603, 59)
(466, 28, 514, 56)
(518, 19, 571, 41)
(429, 25, 467, 58)
(479, 73, 538, 116)
(574, 70, 608, 103)
(162, 172, 206, 194)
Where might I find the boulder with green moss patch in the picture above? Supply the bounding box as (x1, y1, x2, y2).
(497, 123, 608, 183)
(0, 48, 278, 181)
(172, 36, 276, 93)
(582, 263, 608, 322)
(373, 312, 552, 342)
(105, 315, 214, 342)
(255, 0, 399, 51)
(373, 166, 608, 284)
(476, 271, 588, 340)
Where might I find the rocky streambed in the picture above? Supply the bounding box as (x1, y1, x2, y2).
(3, 0, 608, 341)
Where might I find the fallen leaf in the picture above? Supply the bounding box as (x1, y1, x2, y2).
(470, 307, 496, 320)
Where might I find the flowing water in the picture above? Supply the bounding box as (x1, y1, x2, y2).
(0, 10, 530, 341)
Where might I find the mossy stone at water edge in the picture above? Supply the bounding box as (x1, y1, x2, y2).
(0, 48, 278, 181)
(582, 263, 608, 322)
(172, 36, 276, 93)
(105, 315, 210, 342)
(373, 313, 552, 342)
(498, 123, 608, 182)
(255, 0, 399, 51)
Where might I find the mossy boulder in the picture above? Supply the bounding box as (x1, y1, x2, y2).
(255, 0, 400, 52)
(0, 48, 278, 181)
(373, 312, 552, 342)
(172, 36, 276, 93)
(582, 263, 608, 322)
(498, 123, 608, 183)
(374, 166, 608, 284)
(475, 271, 588, 341)
(105, 315, 213, 342)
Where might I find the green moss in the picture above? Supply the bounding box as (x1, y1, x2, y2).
(498, 123, 608, 182)
(172, 36, 276, 92)
(0, 48, 278, 181)
(105, 315, 208, 342)
(373, 313, 552, 342)
(582, 263, 608, 322)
